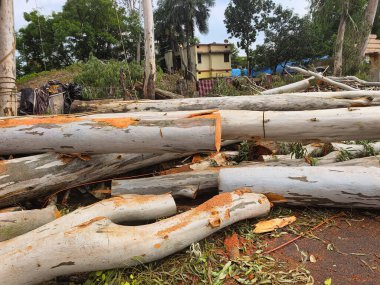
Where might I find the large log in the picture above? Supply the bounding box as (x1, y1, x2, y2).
(112, 156, 380, 199)
(329, 76, 380, 87)
(221, 107, 380, 142)
(0, 152, 189, 207)
(219, 166, 380, 209)
(0, 139, 237, 207)
(70, 92, 379, 113)
(0, 191, 270, 285)
(0, 193, 177, 256)
(0, 111, 221, 155)
(0, 205, 60, 242)
(261, 77, 314, 95)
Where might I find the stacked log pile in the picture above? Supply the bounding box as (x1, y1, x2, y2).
(0, 70, 379, 284)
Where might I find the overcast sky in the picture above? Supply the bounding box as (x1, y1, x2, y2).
(15, 0, 309, 53)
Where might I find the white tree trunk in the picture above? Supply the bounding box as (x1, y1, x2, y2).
(0, 111, 221, 155)
(0, 191, 270, 285)
(221, 107, 380, 142)
(334, 4, 347, 77)
(0, 0, 17, 116)
(0, 205, 60, 241)
(328, 76, 380, 87)
(332, 142, 380, 155)
(112, 155, 380, 199)
(219, 166, 380, 209)
(142, 0, 155, 99)
(262, 77, 314, 95)
(70, 92, 380, 113)
(359, 0, 379, 58)
(287, 66, 358, 91)
(0, 193, 177, 256)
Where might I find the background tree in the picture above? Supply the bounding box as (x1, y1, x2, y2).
(253, 6, 322, 74)
(224, 0, 275, 71)
(17, 0, 142, 75)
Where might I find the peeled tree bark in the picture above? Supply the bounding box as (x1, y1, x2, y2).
(0, 111, 221, 155)
(0, 191, 271, 285)
(0, 152, 191, 207)
(0, 0, 17, 116)
(261, 77, 315, 95)
(69, 91, 380, 114)
(0, 193, 177, 256)
(142, 0, 155, 99)
(219, 166, 380, 209)
(0, 205, 60, 242)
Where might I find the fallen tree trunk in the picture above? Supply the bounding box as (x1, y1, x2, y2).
(332, 142, 380, 156)
(113, 156, 380, 199)
(0, 193, 177, 256)
(0, 139, 237, 207)
(0, 111, 221, 155)
(219, 166, 380, 209)
(262, 77, 314, 95)
(0, 205, 60, 241)
(69, 92, 378, 113)
(0, 190, 270, 285)
(221, 107, 380, 142)
(287, 66, 359, 91)
(0, 152, 190, 207)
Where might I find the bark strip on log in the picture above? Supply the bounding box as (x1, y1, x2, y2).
(0, 111, 221, 155)
(0, 205, 60, 241)
(219, 166, 380, 209)
(0, 191, 270, 285)
(287, 66, 358, 91)
(261, 77, 314, 95)
(0, 194, 177, 256)
(70, 92, 379, 113)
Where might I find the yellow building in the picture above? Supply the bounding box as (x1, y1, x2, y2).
(365, 34, 380, 81)
(164, 43, 232, 80)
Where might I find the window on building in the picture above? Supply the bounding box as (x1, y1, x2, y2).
(224, 53, 230, 62)
(197, 53, 202, 64)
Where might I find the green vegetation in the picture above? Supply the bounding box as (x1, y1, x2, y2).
(74, 57, 143, 99)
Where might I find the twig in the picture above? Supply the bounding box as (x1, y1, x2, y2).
(264, 212, 346, 254)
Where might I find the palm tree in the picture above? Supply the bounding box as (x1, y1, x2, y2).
(160, 0, 215, 78)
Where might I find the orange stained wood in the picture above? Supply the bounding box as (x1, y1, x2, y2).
(264, 193, 287, 203)
(75, 216, 106, 229)
(91, 117, 140, 128)
(0, 116, 85, 128)
(154, 243, 161, 249)
(156, 192, 233, 238)
(54, 209, 62, 219)
(0, 160, 5, 174)
(187, 110, 222, 152)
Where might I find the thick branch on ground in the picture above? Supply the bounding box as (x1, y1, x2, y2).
(219, 166, 380, 209)
(0, 191, 270, 285)
(328, 76, 380, 87)
(287, 66, 359, 91)
(0, 111, 221, 155)
(0, 194, 176, 256)
(332, 142, 380, 156)
(0, 205, 60, 242)
(261, 77, 314, 95)
(69, 92, 380, 113)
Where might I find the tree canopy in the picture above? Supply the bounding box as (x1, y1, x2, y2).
(17, 0, 142, 75)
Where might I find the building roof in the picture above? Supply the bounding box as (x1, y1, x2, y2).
(365, 34, 380, 54)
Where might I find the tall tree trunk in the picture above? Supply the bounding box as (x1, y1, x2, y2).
(142, 0, 155, 99)
(334, 1, 348, 76)
(0, 0, 17, 116)
(136, 0, 142, 64)
(359, 0, 379, 58)
(186, 27, 192, 80)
